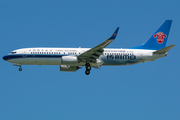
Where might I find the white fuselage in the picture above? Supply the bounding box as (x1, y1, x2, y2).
(2, 20, 173, 75)
(4, 47, 165, 66)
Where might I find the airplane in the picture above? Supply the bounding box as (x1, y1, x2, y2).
(3, 20, 175, 75)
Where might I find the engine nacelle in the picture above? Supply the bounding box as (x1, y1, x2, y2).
(61, 56, 78, 65)
(96, 59, 103, 66)
(60, 65, 80, 72)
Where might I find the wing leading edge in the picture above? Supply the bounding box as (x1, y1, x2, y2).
(78, 27, 119, 61)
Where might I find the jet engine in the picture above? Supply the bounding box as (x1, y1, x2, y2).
(96, 59, 103, 66)
(61, 56, 78, 65)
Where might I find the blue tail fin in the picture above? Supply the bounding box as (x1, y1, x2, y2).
(130, 20, 172, 50)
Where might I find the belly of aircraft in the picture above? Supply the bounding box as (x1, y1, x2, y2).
(8, 58, 62, 65)
(102, 60, 140, 66)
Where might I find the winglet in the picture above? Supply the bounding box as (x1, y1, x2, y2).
(108, 27, 119, 40)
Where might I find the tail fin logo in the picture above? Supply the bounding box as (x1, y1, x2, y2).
(154, 32, 167, 44)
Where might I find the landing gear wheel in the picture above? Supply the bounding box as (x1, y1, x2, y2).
(85, 63, 91, 70)
(85, 63, 91, 75)
(86, 66, 91, 70)
(85, 70, 90, 75)
(19, 68, 22, 71)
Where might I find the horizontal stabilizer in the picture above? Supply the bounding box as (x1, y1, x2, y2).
(153, 44, 176, 54)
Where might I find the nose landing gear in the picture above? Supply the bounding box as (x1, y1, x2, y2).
(13, 63, 22, 71)
(19, 67, 22, 71)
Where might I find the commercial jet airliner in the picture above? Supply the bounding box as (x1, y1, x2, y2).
(3, 20, 175, 75)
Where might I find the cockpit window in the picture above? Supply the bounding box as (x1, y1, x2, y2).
(10, 52, 17, 54)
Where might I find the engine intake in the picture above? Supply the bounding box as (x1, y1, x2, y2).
(61, 56, 78, 65)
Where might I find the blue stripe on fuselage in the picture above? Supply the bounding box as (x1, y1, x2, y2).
(2, 54, 73, 61)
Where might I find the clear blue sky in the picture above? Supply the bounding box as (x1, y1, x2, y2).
(0, 0, 180, 120)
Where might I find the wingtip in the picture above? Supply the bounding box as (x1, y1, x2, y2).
(108, 27, 119, 40)
(114, 27, 119, 34)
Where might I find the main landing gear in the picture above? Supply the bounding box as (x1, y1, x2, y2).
(85, 63, 91, 75)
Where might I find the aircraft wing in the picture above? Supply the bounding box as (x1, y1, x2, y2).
(78, 27, 119, 61)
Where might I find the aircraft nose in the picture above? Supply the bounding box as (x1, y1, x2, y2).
(3, 55, 8, 61)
